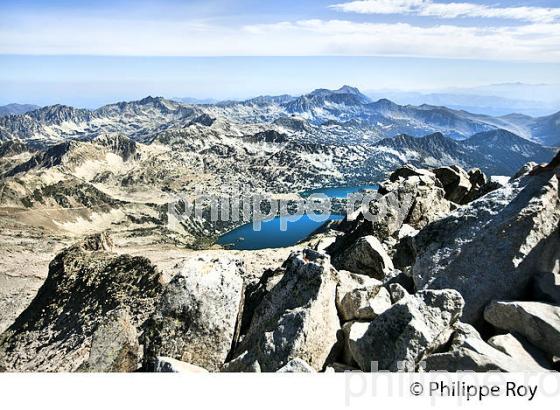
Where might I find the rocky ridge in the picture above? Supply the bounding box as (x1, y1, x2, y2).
(1, 156, 558, 373)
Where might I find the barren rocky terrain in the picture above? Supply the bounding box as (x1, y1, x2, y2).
(0, 87, 558, 372)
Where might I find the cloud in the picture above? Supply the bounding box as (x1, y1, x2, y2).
(330, 0, 560, 23)
(242, 19, 560, 62)
(0, 12, 559, 63)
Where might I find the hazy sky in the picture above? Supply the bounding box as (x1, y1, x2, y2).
(1, 0, 559, 106)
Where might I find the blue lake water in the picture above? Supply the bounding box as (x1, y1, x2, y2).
(216, 184, 378, 250)
(217, 214, 344, 250)
(301, 184, 379, 199)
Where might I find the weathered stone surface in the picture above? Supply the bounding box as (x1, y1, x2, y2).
(152, 357, 209, 373)
(228, 249, 340, 372)
(388, 283, 409, 303)
(333, 236, 393, 279)
(423, 323, 543, 372)
(413, 170, 560, 323)
(348, 289, 464, 371)
(143, 255, 245, 372)
(335, 270, 382, 313)
(433, 166, 472, 204)
(389, 165, 435, 182)
(462, 168, 501, 203)
(511, 162, 538, 180)
(221, 350, 261, 372)
(0, 235, 164, 372)
(488, 333, 552, 371)
(406, 184, 452, 229)
(276, 358, 316, 373)
(533, 272, 560, 304)
(327, 173, 452, 261)
(484, 300, 560, 357)
(81, 308, 139, 372)
(338, 286, 391, 322)
(382, 269, 415, 294)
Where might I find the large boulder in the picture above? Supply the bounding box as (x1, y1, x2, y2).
(389, 165, 436, 182)
(348, 289, 464, 371)
(227, 249, 340, 372)
(333, 236, 393, 279)
(337, 285, 391, 322)
(462, 168, 501, 203)
(484, 300, 560, 357)
(0, 235, 164, 372)
(327, 172, 451, 260)
(433, 166, 472, 204)
(423, 323, 523, 372)
(488, 333, 552, 371)
(143, 255, 245, 372)
(405, 184, 452, 229)
(80, 307, 140, 372)
(413, 170, 560, 323)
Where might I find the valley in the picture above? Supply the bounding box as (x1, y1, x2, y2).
(0, 86, 558, 372)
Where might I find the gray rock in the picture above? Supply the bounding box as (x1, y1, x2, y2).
(433, 166, 472, 204)
(511, 162, 538, 181)
(423, 323, 542, 372)
(340, 321, 358, 366)
(365, 181, 417, 240)
(276, 358, 316, 373)
(468, 168, 487, 188)
(488, 333, 552, 371)
(230, 249, 340, 372)
(335, 269, 382, 311)
(389, 165, 435, 182)
(221, 351, 261, 372)
(81, 308, 139, 372)
(338, 286, 391, 322)
(484, 300, 560, 357)
(348, 289, 464, 371)
(413, 171, 560, 323)
(533, 272, 560, 304)
(153, 357, 209, 373)
(333, 235, 393, 279)
(388, 283, 409, 303)
(143, 255, 245, 372)
(462, 168, 500, 203)
(327, 174, 451, 260)
(406, 184, 452, 229)
(0, 236, 164, 372)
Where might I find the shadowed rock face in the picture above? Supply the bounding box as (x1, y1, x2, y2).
(413, 169, 560, 324)
(347, 289, 464, 371)
(484, 301, 560, 357)
(0, 234, 164, 372)
(225, 249, 340, 372)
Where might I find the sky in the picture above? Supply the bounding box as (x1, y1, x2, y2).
(1, 0, 559, 107)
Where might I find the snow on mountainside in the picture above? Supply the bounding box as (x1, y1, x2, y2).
(0, 103, 40, 117)
(1, 86, 558, 148)
(0, 86, 557, 246)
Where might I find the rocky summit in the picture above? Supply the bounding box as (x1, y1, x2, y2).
(0, 88, 559, 373)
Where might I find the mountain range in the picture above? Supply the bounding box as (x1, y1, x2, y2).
(0, 85, 557, 245)
(0, 103, 40, 117)
(1, 86, 558, 148)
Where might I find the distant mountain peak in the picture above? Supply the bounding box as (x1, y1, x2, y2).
(308, 85, 367, 99)
(0, 103, 41, 117)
